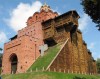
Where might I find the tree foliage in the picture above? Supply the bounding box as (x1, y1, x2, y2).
(0, 48, 2, 51)
(81, 0, 100, 30)
(97, 58, 100, 74)
(0, 48, 2, 67)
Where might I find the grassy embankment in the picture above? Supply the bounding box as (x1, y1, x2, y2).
(28, 44, 61, 71)
(2, 71, 100, 79)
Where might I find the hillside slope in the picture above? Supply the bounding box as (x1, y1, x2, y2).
(2, 71, 100, 79)
(28, 44, 61, 72)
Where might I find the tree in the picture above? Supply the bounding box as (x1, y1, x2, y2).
(0, 48, 2, 67)
(81, 0, 100, 30)
(0, 48, 2, 51)
(97, 58, 100, 74)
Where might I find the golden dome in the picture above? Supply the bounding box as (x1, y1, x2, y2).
(40, 3, 51, 12)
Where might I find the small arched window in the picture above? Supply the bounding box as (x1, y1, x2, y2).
(36, 16, 38, 20)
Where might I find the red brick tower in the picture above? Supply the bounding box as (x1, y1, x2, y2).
(2, 3, 58, 74)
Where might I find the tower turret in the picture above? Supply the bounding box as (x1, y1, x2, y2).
(40, 3, 51, 12)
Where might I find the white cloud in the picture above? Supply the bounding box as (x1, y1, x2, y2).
(78, 14, 90, 31)
(5, 1, 42, 32)
(0, 31, 7, 43)
(88, 42, 95, 49)
(53, 7, 61, 15)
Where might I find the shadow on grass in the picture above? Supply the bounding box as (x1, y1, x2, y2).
(73, 76, 95, 79)
(73, 76, 86, 79)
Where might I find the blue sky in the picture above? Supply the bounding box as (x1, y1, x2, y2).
(0, 0, 100, 59)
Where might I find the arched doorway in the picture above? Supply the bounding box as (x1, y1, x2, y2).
(10, 54, 18, 74)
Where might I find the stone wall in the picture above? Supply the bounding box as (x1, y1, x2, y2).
(48, 30, 97, 74)
(49, 39, 71, 72)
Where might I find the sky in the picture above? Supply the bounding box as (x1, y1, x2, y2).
(0, 0, 100, 60)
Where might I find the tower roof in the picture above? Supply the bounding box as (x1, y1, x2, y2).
(40, 3, 51, 12)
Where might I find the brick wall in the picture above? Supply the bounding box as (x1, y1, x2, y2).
(2, 8, 58, 74)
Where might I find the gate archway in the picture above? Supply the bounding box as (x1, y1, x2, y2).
(10, 54, 18, 74)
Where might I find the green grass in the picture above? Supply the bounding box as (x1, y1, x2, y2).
(96, 75, 100, 78)
(0, 67, 1, 74)
(28, 44, 61, 72)
(2, 71, 100, 79)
